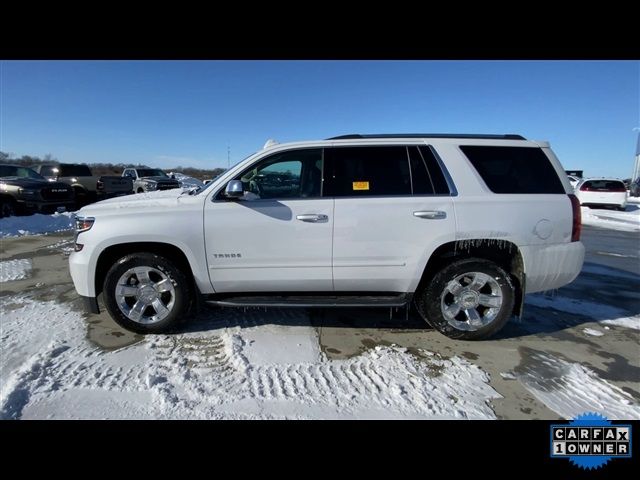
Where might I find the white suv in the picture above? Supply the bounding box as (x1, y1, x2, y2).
(69, 134, 585, 340)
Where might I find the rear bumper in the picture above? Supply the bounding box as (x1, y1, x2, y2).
(521, 241, 585, 293)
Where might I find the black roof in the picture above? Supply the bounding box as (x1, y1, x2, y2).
(327, 133, 526, 140)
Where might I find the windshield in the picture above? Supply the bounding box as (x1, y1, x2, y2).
(0, 165, 45, 180)
(137, 169, 168, 177)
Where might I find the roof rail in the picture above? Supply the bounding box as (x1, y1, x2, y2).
(327, 133, 526, 140)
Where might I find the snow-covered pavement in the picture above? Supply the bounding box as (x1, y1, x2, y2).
(0, 212, 75, 238)
(581, 204, 640, 232)
(0, 295, 501, 419)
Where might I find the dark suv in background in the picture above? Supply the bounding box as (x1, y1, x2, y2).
(0, 165, 75, 217)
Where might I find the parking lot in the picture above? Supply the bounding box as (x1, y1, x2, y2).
(1, 220, 638, 419)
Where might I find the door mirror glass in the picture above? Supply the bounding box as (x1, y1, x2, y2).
(225, 180, 244, 198)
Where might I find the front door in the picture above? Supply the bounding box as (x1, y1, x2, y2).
(204, 148, 333, 292)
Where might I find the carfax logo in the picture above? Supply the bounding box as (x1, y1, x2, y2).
(550, 413, 632, 469)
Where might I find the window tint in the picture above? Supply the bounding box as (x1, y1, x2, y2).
(136, 169, 167, 177)
(460, 146, 564, 194)
(581, 180, 626, 192)
(238, 149, 322, 199)
(39, 165, 54, 177)
(0, 165, 44, 179)
(59, 164, 92, 177)
(324, 146, 411, 197)
(408, 147, 434, 194)
(410, 146, 451, 195)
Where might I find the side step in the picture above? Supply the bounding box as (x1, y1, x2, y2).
(205, 292, 412, 308)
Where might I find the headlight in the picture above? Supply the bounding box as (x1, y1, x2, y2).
(75, 216, 95, 233)
(143, 181, 157, 190)
(73, 216, 95, 251)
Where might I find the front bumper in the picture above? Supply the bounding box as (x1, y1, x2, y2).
(520, 241, 585, 293)
(18, 199, 75, 214)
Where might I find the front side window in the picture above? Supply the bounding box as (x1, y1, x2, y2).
(235, 149, 322, 200)
(324, 146, 411, 197)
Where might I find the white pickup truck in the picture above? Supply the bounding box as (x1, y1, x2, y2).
(69, 134, 585, 340)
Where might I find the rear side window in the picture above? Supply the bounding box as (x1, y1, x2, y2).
(60, 165, 92, 177)
(580, 180, 626, 192)
(460, 146, 565, 194)
(409, 146, 451, 195)
(324, 146, 411, 196)
(39, 165, 55, 177)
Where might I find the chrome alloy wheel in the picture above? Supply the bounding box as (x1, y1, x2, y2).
(440, 271, 503, 331)
(115, 266, 176, 324)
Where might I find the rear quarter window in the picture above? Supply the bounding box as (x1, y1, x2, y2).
(460, 146, 565, 194)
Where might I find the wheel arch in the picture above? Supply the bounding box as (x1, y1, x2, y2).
(416, 239, 525, 317)
(94, 242, 197, 299)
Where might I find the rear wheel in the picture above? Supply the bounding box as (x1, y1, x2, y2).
(415, 258, 515, 340)
(103, 253, 192, 334)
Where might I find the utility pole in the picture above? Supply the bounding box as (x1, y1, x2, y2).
(227, 144, 230, 170)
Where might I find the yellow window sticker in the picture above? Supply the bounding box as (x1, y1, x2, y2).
(352, 181, 370, 191)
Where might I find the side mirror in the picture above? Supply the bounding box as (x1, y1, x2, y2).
(225, 180, 244, 198)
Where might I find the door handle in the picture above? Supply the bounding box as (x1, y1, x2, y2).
(296, 214, 328, 223)
(413, 210, 447, 219)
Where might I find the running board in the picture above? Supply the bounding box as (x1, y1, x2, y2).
(205, 293, 412, 308)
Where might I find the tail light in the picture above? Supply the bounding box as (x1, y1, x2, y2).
(97, 180, 104, 190)
(568, 194, 581, 242)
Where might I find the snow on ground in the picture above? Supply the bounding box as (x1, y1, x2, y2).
(581, 205, 640, 232)
(0, 296, 501, 419)
(0, 212, 74, 238)
(515, 349, 640, 420)
(582, 328, 604, 337)
(0, 259, 32, 282)
(526, 294, 640, 331)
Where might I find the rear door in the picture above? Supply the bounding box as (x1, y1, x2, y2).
(325, 145, 456, 293)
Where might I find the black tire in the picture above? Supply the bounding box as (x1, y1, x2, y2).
(415, 258, 515, 340)
(73, 187, 89, 209)
(103, 252, 192, 334)
(0, 198, 16, 218)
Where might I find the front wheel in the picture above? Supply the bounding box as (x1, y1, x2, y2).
(0, 198, 16, 218)
(415, 258, 515, 340)
(103, 253, 192, 333)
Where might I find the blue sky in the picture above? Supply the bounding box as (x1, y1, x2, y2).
(1, 61, 638, 178)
